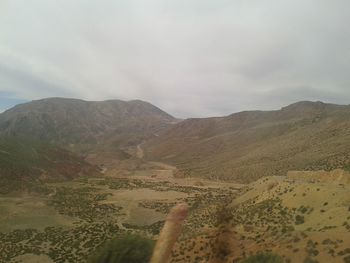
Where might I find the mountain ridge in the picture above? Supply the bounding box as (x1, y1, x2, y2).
(143, 101, 350, 182)
(0, 97, 178, 152)
(1, 98, 349, 183)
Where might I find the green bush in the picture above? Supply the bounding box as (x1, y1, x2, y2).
(303, 256, 319, 263)
(88, 234, 155, 263)
(344, 164, 350, 172)
(241, 252, 283, 263)
(295, 215, 305, 225)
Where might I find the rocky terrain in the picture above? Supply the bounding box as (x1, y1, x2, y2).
(1, 163, 349, 263)
(0, 99, 349, 263)
(171, 169, 350, 263)
(0, 160, 240, 263)
(144, 101, 350, 183)
(0, 136, 100, 194)
(0, 98, 177, 153)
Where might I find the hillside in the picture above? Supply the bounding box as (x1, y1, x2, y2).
(144, 101, 350, 183)
(0, 136, 100, 193)
(0, 98, 177, 152)
(171, 169, 350, 263)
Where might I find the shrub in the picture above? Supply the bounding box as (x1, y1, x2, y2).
(344, 164, 350, 172)
(241, 252, 283, 263)
(303, 256, 319, 263)
(88, 234, 155, 263)
(295, 215, 305, 225)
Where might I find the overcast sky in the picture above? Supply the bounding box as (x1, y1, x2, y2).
(0, 0, 349, 117)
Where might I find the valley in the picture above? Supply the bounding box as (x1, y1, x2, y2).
(2, 1, 350, 261)
(0, 99, 349, 263)
(1, 152, 349, 263)
(0, 156, 240, 263)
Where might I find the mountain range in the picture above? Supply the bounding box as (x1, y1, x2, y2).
(0, 98, 349, 185)
(144, 101, 350, 182)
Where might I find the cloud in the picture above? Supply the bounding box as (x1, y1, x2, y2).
(0, 0, 349, 117)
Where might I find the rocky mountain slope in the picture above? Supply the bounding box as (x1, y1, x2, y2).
(0, 98, 178, 192)
(0, 136, 100, 193)
(0, 98, 177, 152)
(144, 101, 350, 183)
(1, 99, 349, 184)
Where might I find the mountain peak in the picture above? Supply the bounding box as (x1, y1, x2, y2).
(0, 98, 176, 147)
(282, 100, 334, 111)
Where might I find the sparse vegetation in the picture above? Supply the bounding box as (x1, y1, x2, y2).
(241, 252, 283, 263)
(87, 234, 155, 263)
(48, 187, 122, 222)
(0, 136, 98, 194)
(0, 125, 349, 263)
(295, 215, 305, 225)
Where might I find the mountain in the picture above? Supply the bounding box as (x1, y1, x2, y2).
(1, 99, 349, 184)
(0, 98, 177, 152)
(0, 136, 100, 194)
(144, 101, 350, 183)
(0, 98, 178, 192)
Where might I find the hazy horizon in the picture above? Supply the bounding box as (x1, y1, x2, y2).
(2, 97, 349, 119)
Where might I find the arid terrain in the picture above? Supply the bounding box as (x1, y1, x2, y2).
(0, 152, 241, 263)
(0, 99, 349, 263)
(1, 145, 350, 263)
(171, 169, 350, 263)
(144, 101, 350, 183)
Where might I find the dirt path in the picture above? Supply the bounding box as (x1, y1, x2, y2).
(136, 144, 144, 159)
(148, 161, 177, 171)
(135, 143, 177, 179)
(136, 144, 176, 170)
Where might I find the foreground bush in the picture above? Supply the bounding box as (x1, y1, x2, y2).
(241, 252, 283, 263)
(88, 234, 155, 263)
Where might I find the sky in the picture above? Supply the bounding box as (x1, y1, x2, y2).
(0, 0, 349, 117)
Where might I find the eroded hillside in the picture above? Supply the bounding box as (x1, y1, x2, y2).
(0, 136, 100, 194)
(144, 101, 350, 183)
